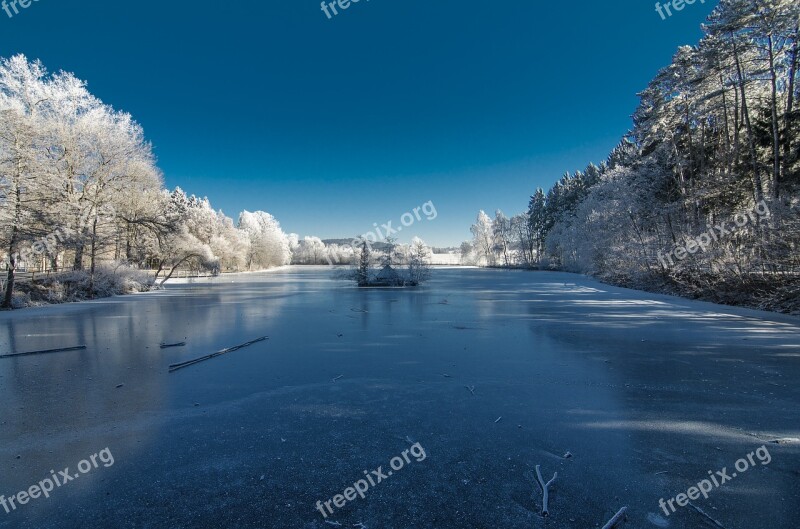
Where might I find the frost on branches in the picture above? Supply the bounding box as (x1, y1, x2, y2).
(0, 55, 291, 308)
(466, 0, 800, 314)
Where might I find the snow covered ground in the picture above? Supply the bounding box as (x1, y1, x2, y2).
(0, 266, 797, 528)
(161, 265, 292, 285)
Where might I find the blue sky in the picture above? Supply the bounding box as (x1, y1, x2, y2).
(0, 0, 718, 246)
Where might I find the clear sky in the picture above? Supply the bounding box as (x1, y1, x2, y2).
(0, 0, 718, 246)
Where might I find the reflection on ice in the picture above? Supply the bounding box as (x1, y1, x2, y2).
(0, 267, 797, 529)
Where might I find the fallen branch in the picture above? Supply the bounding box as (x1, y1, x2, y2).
(168, 337, 267, 372)
(160, 342, 186, 349)
(601, 506, 628, 529)
(767, 437, 800, 444)
(0, 345, 86, 359)
(534, 465, 557, 516)
(688, 502, 726, 529)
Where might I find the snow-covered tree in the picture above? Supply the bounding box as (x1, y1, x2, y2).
(466, 0, 800, 311)
(293, 236, 326, 265)
(0, 56, 55, 307)
(470, 211, 495, 266)
(0, 54, 296, 308)
(356, 239, 370, 286)
(492, 210, 512, 267)
(407, 237, 432, 285)
(238, 210, 291, 269)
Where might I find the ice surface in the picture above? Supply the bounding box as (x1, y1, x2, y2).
(0, 267, 798, 528)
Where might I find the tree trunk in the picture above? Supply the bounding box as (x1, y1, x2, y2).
(732, 75, 741, 167)
(732, 35, 764, 202)
(159, 254, 202, 287)
(125, 225, 134, 261)
(767, 34, 781, 198)
(152, 261, 164, 282)
(88, 215, 98, 298)
(784, 25, 799, 181)
(720, 74, 733, 174)
(2, 246, 17, 310)
(1, 185, 22, 310)
(73, 242, 84, 271)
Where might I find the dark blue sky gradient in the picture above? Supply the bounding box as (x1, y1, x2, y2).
(0, 0, 718, 245)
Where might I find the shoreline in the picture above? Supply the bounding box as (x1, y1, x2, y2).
(1, 267, 796, 325)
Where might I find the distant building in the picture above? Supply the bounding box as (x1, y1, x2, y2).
(374, 265, 404, 286)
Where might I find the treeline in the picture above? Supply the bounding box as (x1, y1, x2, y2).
(0, 55, 291, 308)
(468, 0, 800, 313)
(290, 236, 433, 266)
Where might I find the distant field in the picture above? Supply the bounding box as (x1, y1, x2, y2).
(430, 253, 461, 265)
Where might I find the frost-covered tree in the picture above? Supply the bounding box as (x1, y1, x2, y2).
(356, 239, 370, 286)
(293, 236, 326, 265)
(407, 237, 432, 285)
(210, 214, 250, 271)
(468, 0, 800, 312)
(0, 56, 55, 307)
(510, 213, 534, 266)
(492, 210, 512, 267)
(459, 241, 476, 265)
(78, 108, 162, 293)
(527, 188, 547, 263)
(238, 210, 291, 269)
(324, 243, 355, 265)
(149, 189, 216, 285)
(0, 54, 295, 308)
(470, 210, 494, 266)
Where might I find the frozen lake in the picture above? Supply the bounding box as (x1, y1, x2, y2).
(0, 267, 798, 528)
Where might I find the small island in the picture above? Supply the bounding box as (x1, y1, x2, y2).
(350, 239, 431, 287)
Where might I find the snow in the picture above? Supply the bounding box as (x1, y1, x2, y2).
(0, 267, 798, 528)
(161, 265, 292, 285)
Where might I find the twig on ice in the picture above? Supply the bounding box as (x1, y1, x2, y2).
(767, 437, 800, 444)
(465, 385, 476, 396)
(600, 506, 628, 529)
(534, 465, 557, 516)
(0, 345, 86, 359)
(332, 374, 344, 382)
(160, 342, 186, 349)
(688, 502, 727, 529)
(168, 337, 267, 372)
(494, 416, 502, 423)
(749, 431, 800, 444)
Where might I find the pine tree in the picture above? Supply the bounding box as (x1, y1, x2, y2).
(357, 240, 370, 287)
